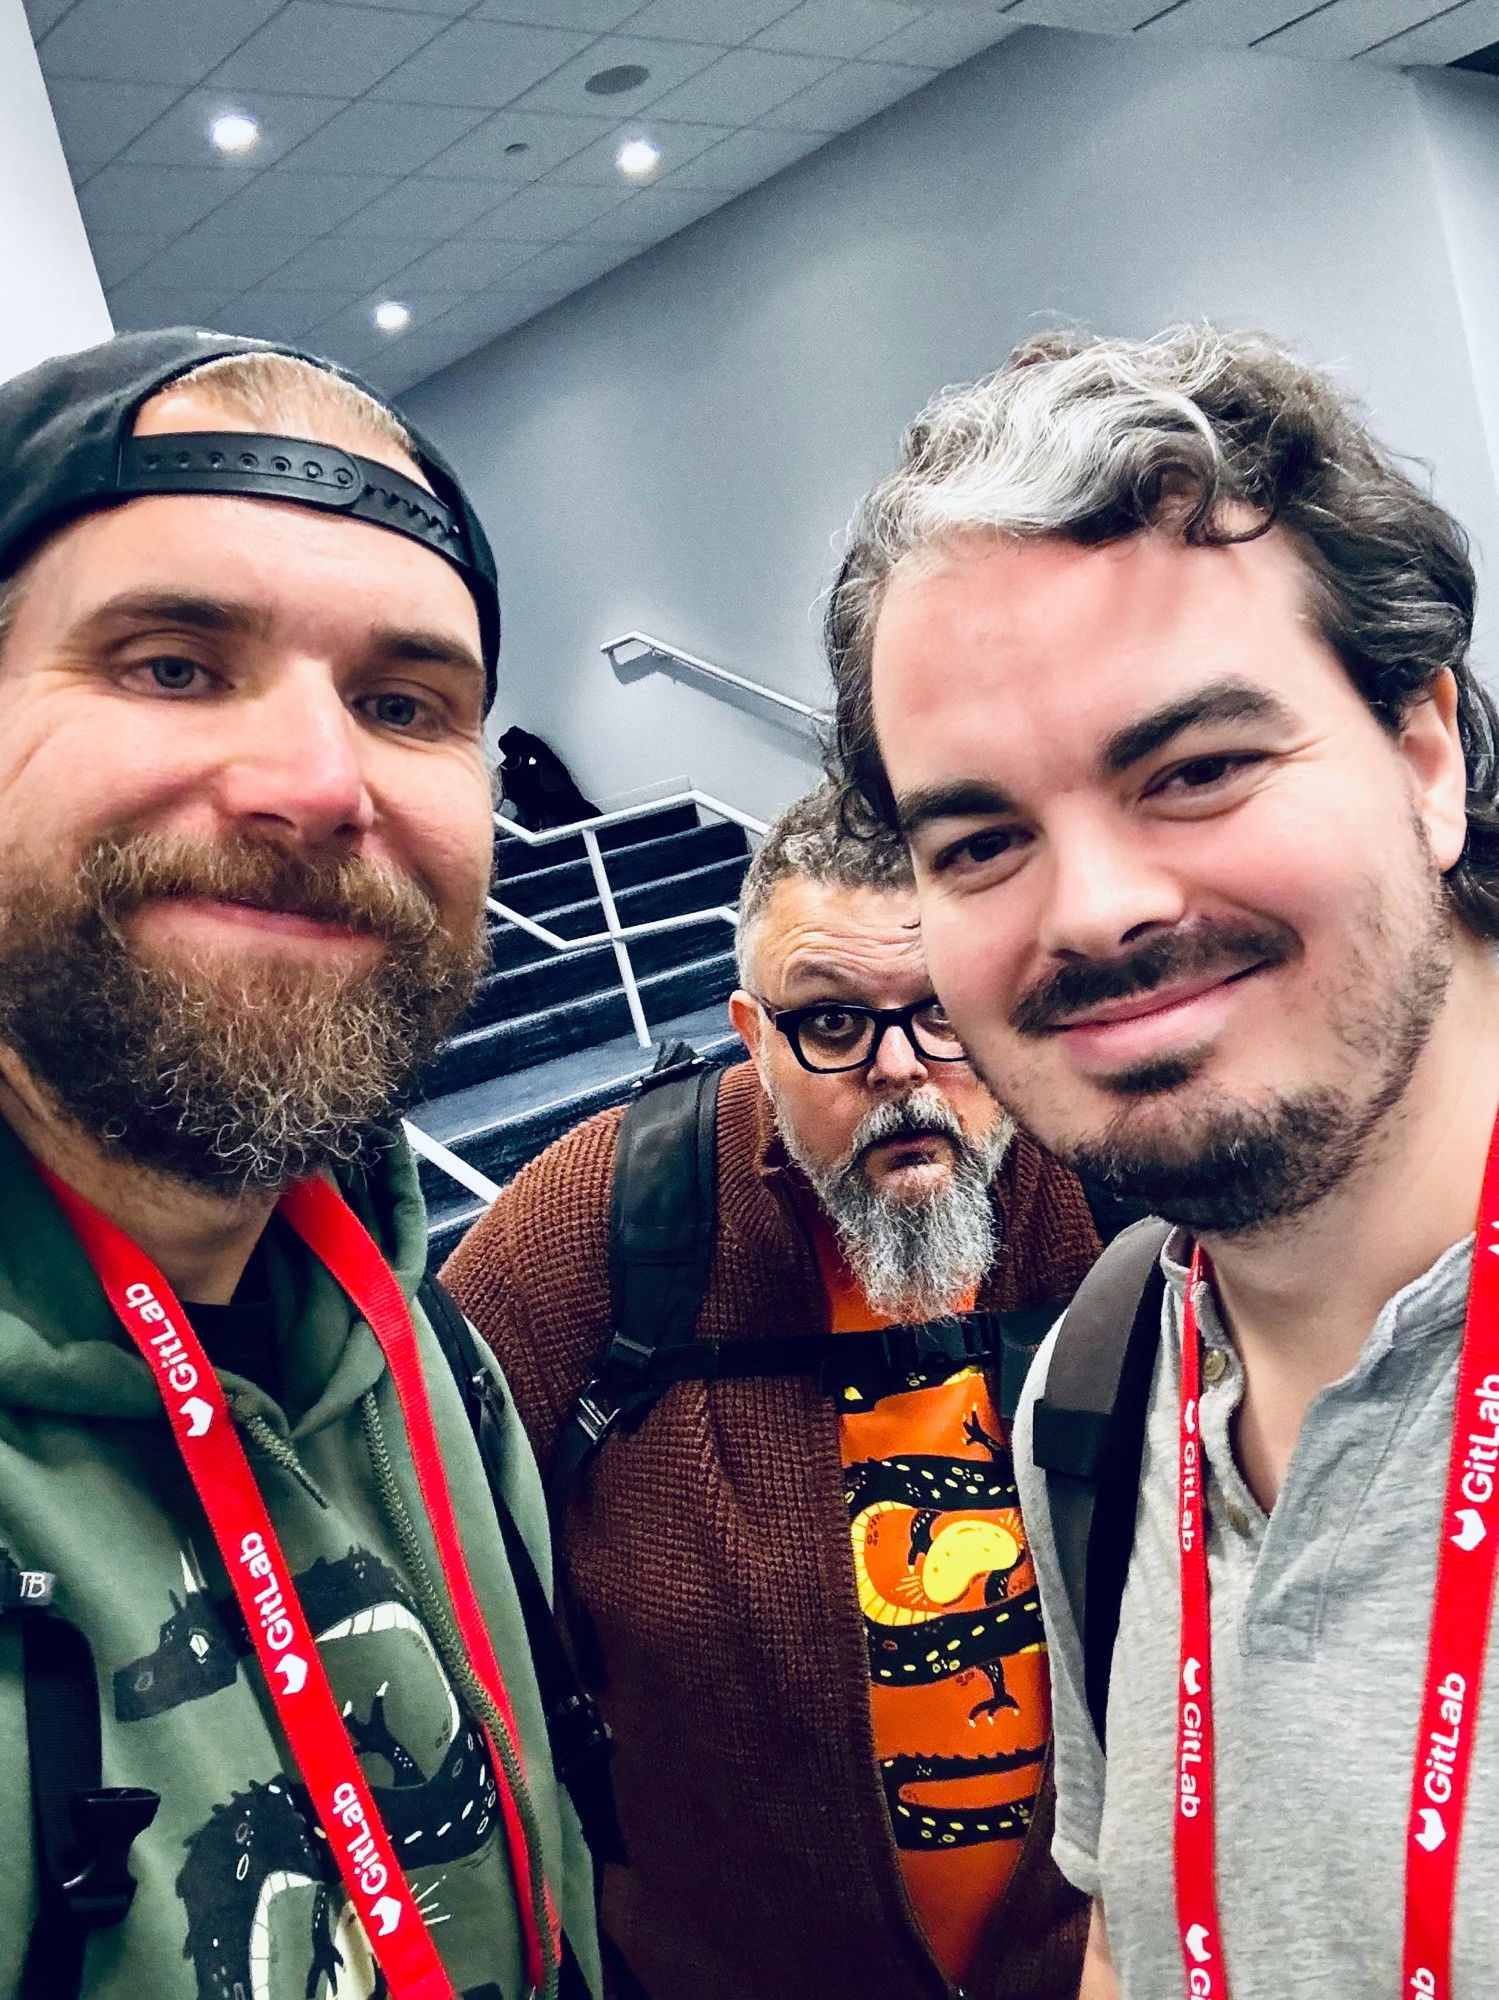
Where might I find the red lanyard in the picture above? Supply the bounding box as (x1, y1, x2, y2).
(1175, 1120, 1499, 2000)
(42, 1166, 558, 2000)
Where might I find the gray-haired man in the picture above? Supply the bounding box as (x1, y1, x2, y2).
(444, 780, 1104, 2000)
(830, 325, 1499, 1997)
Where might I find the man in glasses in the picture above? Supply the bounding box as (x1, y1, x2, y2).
(444, 780, 1105, 2000)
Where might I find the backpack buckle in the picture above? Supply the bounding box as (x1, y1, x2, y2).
(60, 1787, 161, 1929)
(572, 1384, 623, 1449)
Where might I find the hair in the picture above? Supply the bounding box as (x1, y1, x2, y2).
(0, 350, 420, 668)
(735, 778, 914, 983)
(826, 323, 1499, 941)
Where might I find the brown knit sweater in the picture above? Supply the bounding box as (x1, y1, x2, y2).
(444, 1061, 1100, 2000)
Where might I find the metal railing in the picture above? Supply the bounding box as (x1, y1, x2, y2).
(602, 630, 830, 732)
(486, 788, 768, 1051)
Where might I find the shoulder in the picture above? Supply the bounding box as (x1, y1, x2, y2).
(443, 1100, 623, 1294)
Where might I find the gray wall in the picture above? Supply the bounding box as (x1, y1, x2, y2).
(406, 26, 1499, 826)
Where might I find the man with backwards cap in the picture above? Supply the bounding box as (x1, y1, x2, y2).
(0, 330, 599, 2000)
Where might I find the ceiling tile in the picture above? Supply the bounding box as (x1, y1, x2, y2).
(1360, 0, 1499, 61)
(542, 116, 734, 183)
(761, 55, 934, 130)
(473, 0, 643, 24)
(468, 178, 630, 236)
(509, 32, 724, 114)
(206, 169, 395, 236)
(214, 290, 367, 343)
(130, 227, 306, 290)
(85, 230, 180, 287)
(753, 1, 926, 60)
(77, 161, 252, 235)
(308, 290, 472, 360)
(318, 0, 470, 12)
(340, 175, 507, 234)
(26, 0, 79, 38)
(264, 235, 434, 290)
(1258, 0, 1464, 58)
(118, 89, 347, 169)
(643, 46, 838, 122)
(42, 78, 180, 172)
(420, 107, 611, 179)
(279, 99, 490, 175)
(384, 235, 542, 287)
(370, 18, 593, 106)
(869, 7, 1019, 66)
(107, 279, 242, 331)
(570, 182, 722, 240)
(626, 0, 802, 42)
(39, 0, 285, 85)
(208, 2, 449, 96)
(1131, 0, 1334, 44)
(506, 237, 631, 288)
(660, 122, 826, 189)
(998, 0, 1169, 27)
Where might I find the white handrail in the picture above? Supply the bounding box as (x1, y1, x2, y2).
(602, 630, 830, 728)
(402, 1118, 501, 1205)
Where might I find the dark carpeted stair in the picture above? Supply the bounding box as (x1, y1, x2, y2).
(410, 802, 751, 1267)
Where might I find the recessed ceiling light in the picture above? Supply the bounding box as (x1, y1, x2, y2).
(373, 301, 411, 334)
(210, 111, 260, 155)
(616, 137, 661, 178)
(586, 62, 650, 96)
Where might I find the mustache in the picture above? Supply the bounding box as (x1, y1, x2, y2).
(849, 1090, 967, 1163)
(1009, 918, 1298, 1037)
(76, 831, 442, 951)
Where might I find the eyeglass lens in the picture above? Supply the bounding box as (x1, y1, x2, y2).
(794, 1002, 966, 1071)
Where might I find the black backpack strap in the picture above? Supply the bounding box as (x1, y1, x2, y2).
(418, 1274, 625, 1871)
(1029, 1217, 1172, 1750)
(5, 1550, 159, 2000)
(548, 1044, 721, 1522)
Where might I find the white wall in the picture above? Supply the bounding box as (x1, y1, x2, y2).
(406, 26, 1499, 825)
(0, 0, 111, 384)
(1417, 68, 1499, 504)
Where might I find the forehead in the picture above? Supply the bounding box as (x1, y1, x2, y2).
(870, 524, 1349, 793)
(754, 875, 924, 990)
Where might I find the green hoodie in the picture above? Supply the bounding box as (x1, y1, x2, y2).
(0, 1114, 600, 2000)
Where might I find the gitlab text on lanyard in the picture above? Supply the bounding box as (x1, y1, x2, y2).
(1173, 1119, 1499, 2000)
(42, 1163, 560, 2000)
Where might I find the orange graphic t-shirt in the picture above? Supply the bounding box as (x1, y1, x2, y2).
(810, 1214, 1050, 1987)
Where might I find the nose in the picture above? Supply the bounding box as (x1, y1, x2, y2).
(210, 661, 375, 848)
(866, 1020, 930, 1092)
(1036, 809, 1187, 961)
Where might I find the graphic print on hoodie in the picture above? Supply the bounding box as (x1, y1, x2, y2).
(116, 1545, 503, 2000)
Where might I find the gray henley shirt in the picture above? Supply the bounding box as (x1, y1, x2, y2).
(1013, 1230, 1499, 1998)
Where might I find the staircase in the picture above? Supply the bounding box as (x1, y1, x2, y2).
(411, 799, 751, 1269)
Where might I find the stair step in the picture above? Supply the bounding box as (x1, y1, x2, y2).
(463, 915, 734, 1028)
(484, 854, 749, 970)
(493, 821, 746, 920)
(422, 950, 739, 1095)
(411, 1001, 744, 1215)
(493, 801, 698, 881)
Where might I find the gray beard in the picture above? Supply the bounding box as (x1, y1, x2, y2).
(779, 1087, 1012, 1321)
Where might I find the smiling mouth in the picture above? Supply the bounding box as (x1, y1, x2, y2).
(1053, 961, 1267, 1035)
(141, 895, 376, 945)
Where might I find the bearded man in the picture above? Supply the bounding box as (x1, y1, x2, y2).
(443, 780, 1106, 2000)
(829, 324, 1499, 1999)
(0, 330, 599, 2000)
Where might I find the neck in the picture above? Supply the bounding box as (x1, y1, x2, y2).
(1201, 941, 1499, 1508)
(0, 1053, 276, 1304)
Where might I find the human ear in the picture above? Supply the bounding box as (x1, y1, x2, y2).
(728, 989, 764, 1069)
(1399, 671, 1469, 874)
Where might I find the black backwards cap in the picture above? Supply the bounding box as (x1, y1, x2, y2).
(0, 327, 501, 706)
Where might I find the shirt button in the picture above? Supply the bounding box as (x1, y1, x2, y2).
(1225, 1503, 1251, 1535)
(1203, 1349, 1229, 1385)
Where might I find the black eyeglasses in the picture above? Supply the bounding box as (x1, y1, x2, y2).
(758, 995, 968, 1074)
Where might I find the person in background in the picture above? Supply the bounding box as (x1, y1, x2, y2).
(0, 329, 598, 2000)
(830, 323, 1499, 1998)
(444, 780, 1104, 2000)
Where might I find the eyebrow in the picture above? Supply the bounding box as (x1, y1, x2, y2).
(896, 679, 1294, 835)
(1101, 679, 1295, 773)
(73, 593, 484, 683)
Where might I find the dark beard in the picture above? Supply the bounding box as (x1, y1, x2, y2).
(1050, 881, 1453, 1237)
(0, 832, 485, 1194)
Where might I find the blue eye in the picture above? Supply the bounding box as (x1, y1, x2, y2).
(148, 657, 199, 691)
(371, 692, 421, 727)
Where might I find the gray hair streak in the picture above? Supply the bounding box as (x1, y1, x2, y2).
(735, 778, 913, 984)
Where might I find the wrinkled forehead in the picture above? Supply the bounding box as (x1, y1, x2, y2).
(752, 875, 926, 997)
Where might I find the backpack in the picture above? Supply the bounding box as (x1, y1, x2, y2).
(549, 1041, 1167, 1759)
